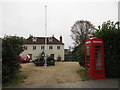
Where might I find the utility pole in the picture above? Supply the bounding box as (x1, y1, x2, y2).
(44, 5, 47, 67)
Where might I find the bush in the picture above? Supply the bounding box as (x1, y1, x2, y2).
(2, 35, 25, 83)
(95, 21, 120, 78)
(77, 69, 92, 81)
(72, 45, 85, 67)
(77, 46, 85, 67)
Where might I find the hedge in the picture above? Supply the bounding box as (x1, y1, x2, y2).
(2, 35, 25, 83)
(95, 21, 120, 78)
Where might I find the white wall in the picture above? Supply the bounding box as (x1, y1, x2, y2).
(20, 44, 64, 61)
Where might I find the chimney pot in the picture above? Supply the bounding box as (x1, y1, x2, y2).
(60, 35, 62, 43)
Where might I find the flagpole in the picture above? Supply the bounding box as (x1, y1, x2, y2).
(44, 5, 47, 67)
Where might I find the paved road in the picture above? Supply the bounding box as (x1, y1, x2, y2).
(21, 79, 118, 88)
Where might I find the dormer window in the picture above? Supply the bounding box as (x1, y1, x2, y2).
(48, 37, 53, 42)
(32, 37, 37, 42)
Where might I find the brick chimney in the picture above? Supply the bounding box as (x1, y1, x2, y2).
(60, 35, 62, 43)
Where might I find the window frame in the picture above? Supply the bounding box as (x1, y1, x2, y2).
(49, 46, 53, 49)
(33, 46, 36, 50)
(57, 46, 60, 49)
(41, 46, 45, 49)
(23, 46, 27, 50)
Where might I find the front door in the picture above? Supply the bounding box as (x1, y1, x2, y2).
(50, 54, 54, 59)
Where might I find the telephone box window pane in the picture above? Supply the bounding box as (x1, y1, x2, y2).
(86, 62, 90, 64)
(95, 48, 102, 59)
(96, 67, 102, 70)
(95, 52, 101, 56)
(87, 56, 90, 58)
(87, 52, 89, 55)
(86, 46, 90, 55)
(95, 46, 102, 48)
(95, 49, 101, 52)
(95, 70, 103, 73)
(95, 59, 102, 62)
(86, 58, 90, 61)
(95, 55, 101, 59)
(96, 62, 102, 66)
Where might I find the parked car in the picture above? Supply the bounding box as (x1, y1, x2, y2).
(34, 51, 55, 66)
(34, 51, 45, 66)
(20, 55, 30, 63)
(47, 56, 55, 66)
(34, 57, 45, 66)
(34, 56, 55, 66)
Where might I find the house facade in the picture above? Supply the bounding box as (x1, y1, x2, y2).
(20, 35, 64, 61)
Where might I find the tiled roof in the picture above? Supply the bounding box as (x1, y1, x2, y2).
(24, 36, 64, 45)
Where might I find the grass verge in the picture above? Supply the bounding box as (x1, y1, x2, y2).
(77, 69, 92, 81)
(3, 72, 27, 88)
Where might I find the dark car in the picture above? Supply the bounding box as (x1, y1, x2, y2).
(34, 51, 55, 66)
(47, 56, 55, 66)
(34, 57, 45, 66)
(34, 56, 55, 66)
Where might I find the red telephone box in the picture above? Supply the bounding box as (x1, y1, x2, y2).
(85, 37, 105, 79)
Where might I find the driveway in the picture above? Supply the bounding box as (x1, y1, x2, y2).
(18, 62, 118, 88)
(19, 62, 82, 87)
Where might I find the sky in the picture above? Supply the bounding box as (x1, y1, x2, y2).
(0, 0, 119, 49)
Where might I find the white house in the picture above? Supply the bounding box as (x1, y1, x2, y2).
(20, 35, 64, 61)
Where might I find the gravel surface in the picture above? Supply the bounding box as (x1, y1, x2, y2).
(19, 62, 82, 87)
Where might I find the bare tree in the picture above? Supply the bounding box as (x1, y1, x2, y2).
(70, 20, 96, 46)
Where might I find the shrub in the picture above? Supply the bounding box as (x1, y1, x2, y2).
(2, 35, 25, 83)
(77, 69, 92, 81)
(95, 21, 120, 78)
(72, 45, 85, 67)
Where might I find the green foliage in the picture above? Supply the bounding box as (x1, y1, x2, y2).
(77, 69, 92, 81)
(72, 45, 85, 67)
(95, 21, 120, 78)
(77, 46, 84, 67)
(2, 35, 25, 84)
